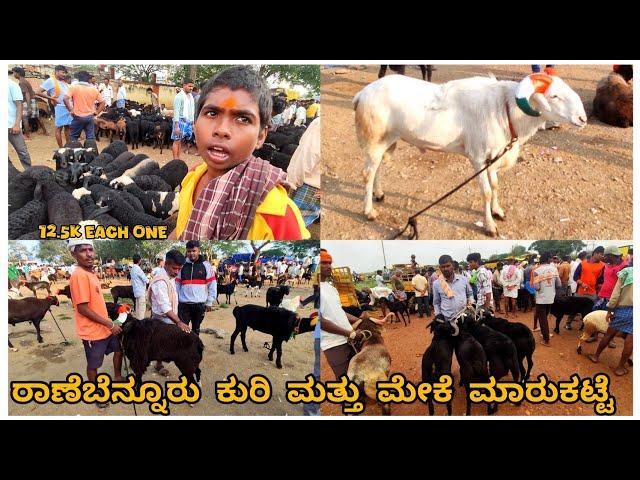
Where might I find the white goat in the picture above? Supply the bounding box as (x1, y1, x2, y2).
(353, 74, 587, 236)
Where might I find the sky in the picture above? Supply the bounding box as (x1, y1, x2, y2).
(321, 240, 632, 273)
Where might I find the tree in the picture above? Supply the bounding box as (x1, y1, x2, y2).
(171, 65, 320, 95)
(272, 240, 320, 258)
(250, 241, 271, 268)
(37, 241, 74, 264)
(510, 245, 527, 257)
(94, 240, 138, 263)
(9, 242, 31, 263)
(529, 240, 587, 258)
(114, 64, 166, 82)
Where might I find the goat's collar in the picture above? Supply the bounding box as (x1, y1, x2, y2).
(506, 102, 517, 140)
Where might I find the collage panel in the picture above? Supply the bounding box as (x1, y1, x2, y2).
(8, 240, 320, 416)
(8, 64, 320, 242)
(321, 64, 632, 240)
(320, 240, 632, 416)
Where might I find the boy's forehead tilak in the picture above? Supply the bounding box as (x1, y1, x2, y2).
(221, 95, 238, 109)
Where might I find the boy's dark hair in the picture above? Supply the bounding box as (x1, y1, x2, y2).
(186, 240, 200, 249)
(272, 96, 286, 115)
(183, 78, 194, 85)
(439, 255, 453, 265)
(132, 254, 141, 264)
(197, 66, 272, 129)
(165, 249, 185, 266)
(146, 87, 152, 92)
(376, 270, 382, 275)
(497, 262, 503, 269)
(466, 252, 481, 264)
(594, 246, 605, 254)
(540, 252, 552, 264)
(76, 70, 91, 83)
(13, 67, 25, 77)
(577, 251, 587, 260)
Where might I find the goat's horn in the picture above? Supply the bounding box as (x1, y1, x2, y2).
(515, 74, 553, 117)
(451, 321, 460, 337)
(352, 319, 363, 330)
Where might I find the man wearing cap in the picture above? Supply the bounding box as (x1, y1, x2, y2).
(320, 249, 386, 379)
(176, 240, 217, 336)
(147, 249, 191, 376)
(68, 239, 123, 400)
(130, 254, 149, 320)
(433, 255, 474, 322)
(36, 65, 72, 148)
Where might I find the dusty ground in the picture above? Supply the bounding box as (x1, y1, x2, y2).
(321, 65, 632, 240)
(8, 123, 320, 239)
(8, 278, 315, 417)
(320, 308, 632, 416)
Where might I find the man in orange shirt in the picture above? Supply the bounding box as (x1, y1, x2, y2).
(68, 239, 123, 401)
(63, 70, 105, 142)
(567, 246, 605, 330)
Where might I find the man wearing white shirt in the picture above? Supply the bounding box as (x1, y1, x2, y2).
(116, 80, 126, 108)
(99, 78, 113, 107)
(171, 78, 195, 160)
(294, 104, 307, 126)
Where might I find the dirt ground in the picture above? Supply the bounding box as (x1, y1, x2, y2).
(8, 124, 320, 239)
(321, 65, 632, 240)
(8, 279, 315, 417)
(320, 308, 632, 416)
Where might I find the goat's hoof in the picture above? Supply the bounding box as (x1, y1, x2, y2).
(243, 348, 249, 352)
(485, 228, 498, 238)
(374, 193, 385, 203)
(276, 364, 283, 369)
(365, 209, 378, 221)
(230, 351, 235, 355)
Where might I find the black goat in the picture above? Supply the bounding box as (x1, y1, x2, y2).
(422, 319, 456, 415)
(110, 285, 135, 305)
(377, 296, 410, 326)
(478, 309, 535, 382)
(217, 280, 238, 304)
(121, 316, 204, 390)
(266, 285, 290, 307)
(230, 305, 315, 369)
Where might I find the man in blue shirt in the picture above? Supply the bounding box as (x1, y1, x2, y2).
(432, 254, 474, 321)
(176, 240, 217, 336)
(8, 79, 32, 169)
(36, 65, 72, 148)
(130, 254, 149, 319)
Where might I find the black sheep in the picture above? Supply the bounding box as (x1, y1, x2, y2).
(121, 316, 204, 390)
(110, 285, 135, 305)
(101, 140, 128, 158)
(478, 309, 535, 382)
(89, 184, 144, 213)
(230, 304, 315, 369)
(157, 159, 188, 190)
(72, 188, 121, 226)
(266, 285, 290, 307)
(98, 191, 174, 228)
(459, 314, 520, 383)
(132, 174, 172, 192)
(9, 170, 37, 214)
(422, 319, 457, 415)
(9, 189, 47, 239)
(122, 182, 179, 219)
(269, 151, 292, 172)
(550, 295, 594, 333)
(454, 318, 495, 416)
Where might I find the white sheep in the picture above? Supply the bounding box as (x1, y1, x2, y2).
(577, 310, 608, 354)
(353, 73, 587, 236)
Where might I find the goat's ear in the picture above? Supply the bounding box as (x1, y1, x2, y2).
(531, 92, 551, 113)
